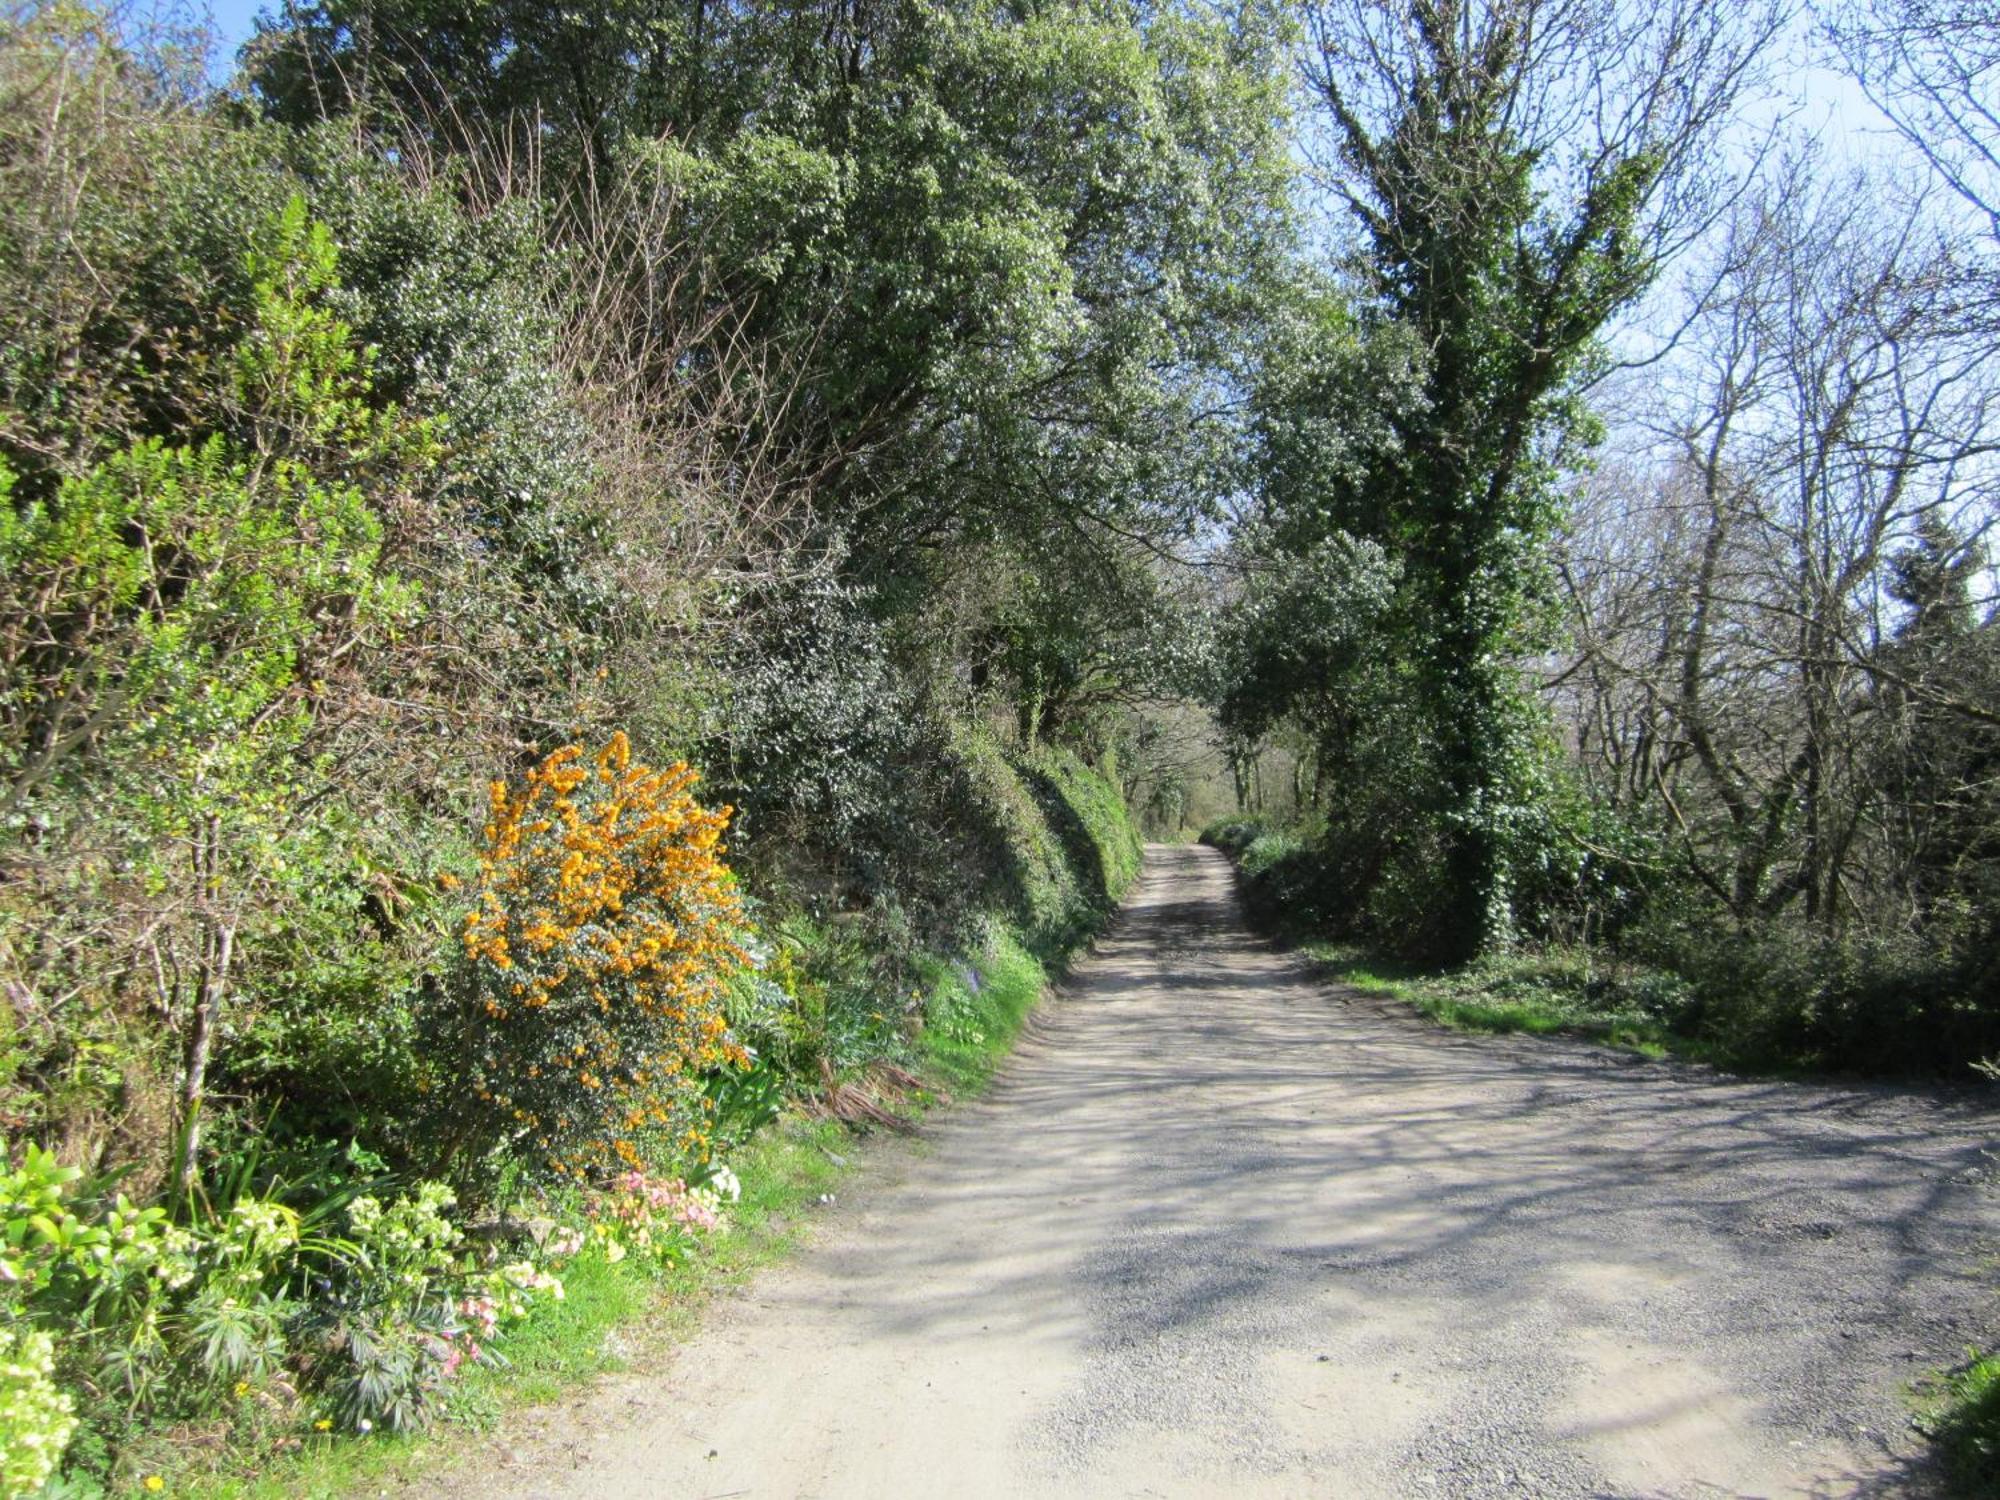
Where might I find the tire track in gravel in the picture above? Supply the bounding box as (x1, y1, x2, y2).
(426, 842, 1998, 1499)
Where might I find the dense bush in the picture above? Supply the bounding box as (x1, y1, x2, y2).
(451, 733, 752, 1184)
(1633, 915, 2000, 1075)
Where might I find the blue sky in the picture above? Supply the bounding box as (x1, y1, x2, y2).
(200, 0, 269, 71)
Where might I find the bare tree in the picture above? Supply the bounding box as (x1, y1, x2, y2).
(1553, 154, 2000, 930)
(1304, 0, 1790, 270)
(1827, 0, 2000, 239)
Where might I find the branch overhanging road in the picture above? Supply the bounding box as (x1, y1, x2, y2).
(436, 844, 1998, 1499)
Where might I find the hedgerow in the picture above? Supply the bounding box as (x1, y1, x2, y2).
(0, 0, 1173, 1487)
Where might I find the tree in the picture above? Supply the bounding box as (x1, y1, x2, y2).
(1828, 0, 2000, 243)
(249, 1, 1301, 741)
(1552, 158, 2000, 933)
(1295, 0, 1784, 956)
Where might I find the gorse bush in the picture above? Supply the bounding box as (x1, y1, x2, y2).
(455, 732, 753, 1182)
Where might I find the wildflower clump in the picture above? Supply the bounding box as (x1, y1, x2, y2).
(0, 1326, 75, 1498)
(601, 1171, 723, 1259)
(460, 732, 752, 1179)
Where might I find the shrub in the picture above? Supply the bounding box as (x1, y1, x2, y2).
(5, 1144, 313, 1459)
(1240, 830, 1303, 878)
(1199, 816, 1270, 856)
(453, 732, 753, 1182)
(746, 917, 905, 1084)
(0, 191, 432, 1181)
(1631, 915, 2000, 1075)
(717, 580, 1002, 950)
(306, 1181, 479, 1434)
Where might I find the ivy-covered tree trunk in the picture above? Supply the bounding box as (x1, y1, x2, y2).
(1296, 0, 1767, 957)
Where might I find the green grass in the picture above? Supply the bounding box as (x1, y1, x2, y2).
(916, 925, 1052, 1099)
(1916, 1351, 2000, 1497)
(1299, 941, 1680, 1059)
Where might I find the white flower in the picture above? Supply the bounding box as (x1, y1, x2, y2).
(710, 1166, 741, 1203)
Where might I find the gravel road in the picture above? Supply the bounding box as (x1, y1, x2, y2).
(433, 842, 1998, 1498)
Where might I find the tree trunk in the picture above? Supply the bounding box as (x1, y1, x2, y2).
(174, 813, 234, 1203)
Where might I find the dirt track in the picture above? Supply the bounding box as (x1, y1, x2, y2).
(429, 842, 1998, 1498)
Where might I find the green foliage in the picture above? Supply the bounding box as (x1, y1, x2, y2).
(1023, 746, 1144, 908)
(0, 1144, 83, 1296)
(1216, 812, 1999, 1077)
(733, 739, 1138, 1097)
(306, 1182, 467, 1435)
(1220, 11, 1689, 959)
(0, 183, 437, 1189)
(957, 734, 1095, 956)
(3, 1153, 305, 1435)
(1300, 942, 1679, 1057)
(717, 580, 1001, 944)
(918, 926, 1051, 1099)
(1633, 916, 2000, 1076)
(2, 0, 1190, 1485)
(1, 1135, 582, 1477)
(0, 191, 423, 794)
(703, 1062, 784, 1153)
(1240, 831, 1305, 880)
(1214, 532, 1400, 745)
(749, 916, 909, 1085)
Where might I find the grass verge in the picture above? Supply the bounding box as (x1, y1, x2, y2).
(177, 919, 1084, 1499)
(916, 925, 1054, 1099)
(1295, 941, 1693, 1061)
(1915, 1351, 2000, 1497)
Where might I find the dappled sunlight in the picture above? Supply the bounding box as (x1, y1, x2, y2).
(454, 843, 1996, 1498)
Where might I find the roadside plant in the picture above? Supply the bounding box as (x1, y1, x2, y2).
(306, 1181, 469, 1434)
(0, 1326, 75, 1498)
(456, 733, 753, 1181)
(591, 1169, 732, 1264)
(1, 1142, 315, 1430)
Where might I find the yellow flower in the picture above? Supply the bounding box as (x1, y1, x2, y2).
(315, 1418, 333, 1432)
(144, 1480, 165, 1493)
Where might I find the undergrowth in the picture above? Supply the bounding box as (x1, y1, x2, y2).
(917, 926, 1054, 1098)
(168, 770, 1134, 1499)
(178, 1114, 856, 1499)
(1298, 943, 1682, 1059)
